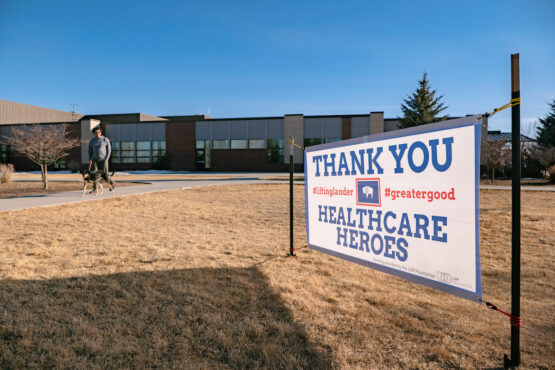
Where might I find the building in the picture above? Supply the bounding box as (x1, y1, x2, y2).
(486, 130, 535, 150)
(1, 99, 489, 172)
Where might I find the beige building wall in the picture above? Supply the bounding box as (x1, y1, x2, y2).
(369, 112, 385, 135)
(80, 119, 101, 164)
(283, 114, 304, 164)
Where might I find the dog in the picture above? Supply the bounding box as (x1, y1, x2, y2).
(81, 170, 115, 196)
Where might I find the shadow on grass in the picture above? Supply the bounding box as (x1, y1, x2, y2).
(0, 267, 333, 369)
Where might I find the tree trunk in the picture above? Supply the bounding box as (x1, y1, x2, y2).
(491, 167, 495, 183)
(41, 163, 48, 190)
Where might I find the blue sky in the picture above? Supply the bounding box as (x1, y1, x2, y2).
(0, 1, 553, 134)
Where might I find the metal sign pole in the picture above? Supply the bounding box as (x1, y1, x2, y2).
(289, 138, 295, 256)
(510, 52, 521, 367)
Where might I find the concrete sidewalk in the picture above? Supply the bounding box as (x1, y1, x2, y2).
(0, 178, 283, 213)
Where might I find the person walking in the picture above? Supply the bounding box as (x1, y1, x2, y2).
(88, 126, 115, 192)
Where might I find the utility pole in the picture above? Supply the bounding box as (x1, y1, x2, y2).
(509, 52, 521, 368)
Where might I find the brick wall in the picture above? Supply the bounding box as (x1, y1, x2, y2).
(166, 121, 196, 171)
(66, 123, 82, 170)
(342, 117, 351, 140)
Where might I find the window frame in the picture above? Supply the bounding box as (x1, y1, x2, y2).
(213, 140, 229, 149)
(267, 138, 284, 163)
(230, 140, 247, 149)
(248, 139, 266, 149)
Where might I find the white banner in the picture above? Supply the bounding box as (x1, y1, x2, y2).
(304, 116, 482, 301)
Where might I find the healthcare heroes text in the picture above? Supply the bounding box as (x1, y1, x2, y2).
(317, 206, 447, 262)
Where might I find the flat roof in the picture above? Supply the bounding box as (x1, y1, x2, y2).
(197, 112, 387, 122)
(82, 113, 168, 122)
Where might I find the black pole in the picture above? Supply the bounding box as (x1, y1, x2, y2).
(510, 53, 521, 367)
(289, 138, 295, 256)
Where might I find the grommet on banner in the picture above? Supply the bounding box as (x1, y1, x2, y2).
(482, 300, 522, 328)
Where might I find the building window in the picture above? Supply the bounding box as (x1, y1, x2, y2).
(248, 139, 265, 149)
(54, 157, 66, 169)
(304, 138, 322, 147)
(195, 140, 211, 169)
(121, 141, 136, 163)
(304, 138, 341, 148)
(267, 139, 284, 163)
(152, 141, 166, 160)
(0, 144, 10, 164)
(231, 140, 247, 149)
(109, 140, 166, 165)
(137, 141, 151, 163)
(213, 140, 229, 149)
(110, 141, 120, 164)
(195, 148, 204, 164)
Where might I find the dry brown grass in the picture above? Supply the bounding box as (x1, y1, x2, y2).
(0, 185, 553, 368)
(0, 181, 141, 199)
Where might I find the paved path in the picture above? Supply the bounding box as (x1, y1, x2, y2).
(0, 177, 287, 213)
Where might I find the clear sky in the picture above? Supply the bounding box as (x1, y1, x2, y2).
(0, 1, 553, 134)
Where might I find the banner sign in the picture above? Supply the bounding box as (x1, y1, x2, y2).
(304, 116, 483, 302)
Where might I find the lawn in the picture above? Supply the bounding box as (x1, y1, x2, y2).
(0, 185, 553, 368)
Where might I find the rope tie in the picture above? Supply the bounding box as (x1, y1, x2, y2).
(485, 97, 522, 118)
(292, 245, 308, 252)
(289, 138, 305, 151)
(483, 300, 522, 327)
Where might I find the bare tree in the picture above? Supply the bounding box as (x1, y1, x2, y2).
(2, 124, 80, 190)
(482, 140, 510, 182)
(529, 145, 555, 182)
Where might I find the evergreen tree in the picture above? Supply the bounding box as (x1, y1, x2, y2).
(400, 73, 448, 129)
(536, 100, 555, 147)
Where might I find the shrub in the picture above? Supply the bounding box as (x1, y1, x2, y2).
(0, 163, 14, 184)
(153, 152, 172, 171)
(522, 156, 543, 178)
(67, 160, 80, 173)
(548, 165, 555, 184)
